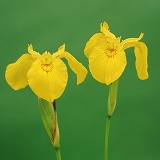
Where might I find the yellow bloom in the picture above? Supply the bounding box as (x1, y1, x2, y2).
(84, 21, 148, 85)
(5, 44, 87, 102)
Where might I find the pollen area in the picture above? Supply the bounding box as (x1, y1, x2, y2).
(41, 52, 54, 72)
(105, 48, 117, 57)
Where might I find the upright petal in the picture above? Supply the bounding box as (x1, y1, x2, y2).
(59, 51, 88, 84)
(52, 44, 66, 59)
(5, 54, 35, 90)
(100, 21, 116, 39)
(27, 58, 68, 102)
(57, 44, 65, 54)
(28, 44, 41, 58)
(84, 33, 105, 58)
(89, 42, 127, 85)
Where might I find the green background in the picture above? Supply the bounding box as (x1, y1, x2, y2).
(1, 0, 160, 160)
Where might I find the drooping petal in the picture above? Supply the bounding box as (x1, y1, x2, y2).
(120, 33, 148, 80)
(120, 33, 144, 50)
(53, 44, 88, 84)
(27, 58, 68, 102)
(5, 54, 35, 90)
(134, 42, 148, 79)
(100, 21, 116, 39)
(28, 44, 41, 58)
(59, 51, 88, 84)
(89, 42, 127, 85)
(84, 33, 105, 58)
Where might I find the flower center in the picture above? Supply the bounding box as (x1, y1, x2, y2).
(42, 63, 54, 72)
(41, 52, 54, 72)
(105, 48, 117, 57)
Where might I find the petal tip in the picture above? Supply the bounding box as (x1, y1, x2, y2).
(139, 33, 144, 40)
(76, 68, 88, 85)
(139, 73, 149, 80)
(28, 44, 33, 52)
(58, 44, 65, 52)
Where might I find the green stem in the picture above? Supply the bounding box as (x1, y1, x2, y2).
(104, 116, 111, 160)
(55, 148, 62, 160)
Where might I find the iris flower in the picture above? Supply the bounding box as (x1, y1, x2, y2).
(84, 21, 148, 85)
(5, 44, 87, 102)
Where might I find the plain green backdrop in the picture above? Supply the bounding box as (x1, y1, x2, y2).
(1, 0, 160, 160)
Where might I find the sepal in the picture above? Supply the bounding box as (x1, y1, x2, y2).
(38, 98, 60, 148)
(107, 79, 118, 116)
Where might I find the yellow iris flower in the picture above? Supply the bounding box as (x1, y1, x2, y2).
(84, 21, 148, 85)
(5, 44, 87, 102)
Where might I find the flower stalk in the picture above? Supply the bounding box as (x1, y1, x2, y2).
(104, 116, 111, 160)
(105, 80, 119, 160)
(55, 148, 62, 160)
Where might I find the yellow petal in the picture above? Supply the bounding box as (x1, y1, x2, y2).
(101, 21, 109, 31)
(28, 44, 41, 58)
(27, 58, 68, 102)
(134, 42, 148, 80)
(59, 51, 88, 84)
(89, 42, 127, 85)
(100, 21, 116, 39)
(120, 33, 148, 80)
(52, 44, 65, 58)
(120, 33, 144, 50)
(84, 33, 105, 58)
(57, 43, 65, 53)
(53, 44, 87, 84)
(5, 54, 35, 90)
